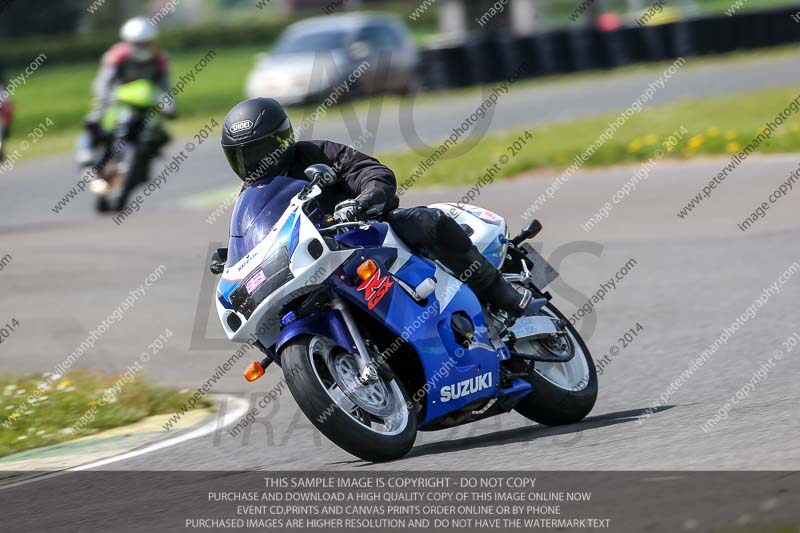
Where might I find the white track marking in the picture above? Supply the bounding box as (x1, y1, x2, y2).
(0, 394, 250, 489)
(69, 394, 250, 471)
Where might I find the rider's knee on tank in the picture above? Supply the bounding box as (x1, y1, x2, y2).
(387, 206, 473, 256)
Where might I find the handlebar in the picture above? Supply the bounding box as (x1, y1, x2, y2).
(318, 221, 371, 235)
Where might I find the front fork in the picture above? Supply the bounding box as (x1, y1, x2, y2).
(330, 294, 379, 385)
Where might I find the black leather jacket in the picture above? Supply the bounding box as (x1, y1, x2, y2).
(244, 140, 399, 217)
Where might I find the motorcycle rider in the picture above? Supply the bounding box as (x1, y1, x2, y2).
(82, 16, 172, 161)
(216, 98, 537, 318)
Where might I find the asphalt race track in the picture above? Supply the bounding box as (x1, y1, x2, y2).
(1, 53, 799, 478)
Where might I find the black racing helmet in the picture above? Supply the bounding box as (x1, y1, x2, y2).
(221, 98, 295, 183)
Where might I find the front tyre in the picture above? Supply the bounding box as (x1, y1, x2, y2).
(95, 195, 111, 213)
(513, 304, 598, 426)
(114, 147, 149, 211)
(281, 335, 417, 462)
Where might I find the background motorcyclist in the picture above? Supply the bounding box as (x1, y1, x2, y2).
(0, 67, 13, 162)
(82, 16, 173, 160)
(218, 98, 536, 318)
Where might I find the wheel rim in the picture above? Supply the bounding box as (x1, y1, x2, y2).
(334, 354, 396, 416)
(517, 308, 591, 391)
(308, 336, 410, 436)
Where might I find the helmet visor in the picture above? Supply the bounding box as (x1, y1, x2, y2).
(223, 121, 294, 183)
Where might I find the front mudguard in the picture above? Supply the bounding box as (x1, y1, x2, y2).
(275, 310, 355, 356)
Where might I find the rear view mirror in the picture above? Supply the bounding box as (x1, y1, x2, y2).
(304, 164, 338, 187)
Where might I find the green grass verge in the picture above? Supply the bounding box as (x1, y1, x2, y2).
(0, 370, 211, 457)
(379, 85, 800, 190)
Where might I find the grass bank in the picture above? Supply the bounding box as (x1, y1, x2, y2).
(380, 85, 800, 190)
(0, 370, 211, 457)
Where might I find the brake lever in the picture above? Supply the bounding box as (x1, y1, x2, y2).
(319, 221, 367, 235)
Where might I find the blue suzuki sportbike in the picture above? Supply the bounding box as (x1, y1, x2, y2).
(214, 165, 597, 462)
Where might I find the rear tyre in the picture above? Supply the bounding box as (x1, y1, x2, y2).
(513, 304, 598, 426)
(281, 335, 417, 462)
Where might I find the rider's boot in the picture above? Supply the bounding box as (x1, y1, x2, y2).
(457, 245, 547, 319)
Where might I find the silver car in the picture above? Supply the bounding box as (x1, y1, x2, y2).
(245, 13, 419, 106)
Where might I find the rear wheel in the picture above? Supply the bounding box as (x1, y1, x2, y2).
(513, 304, 598, 426)
(281, 335, 417, 462)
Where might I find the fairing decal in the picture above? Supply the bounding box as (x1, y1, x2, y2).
(357, 268, 394, 310)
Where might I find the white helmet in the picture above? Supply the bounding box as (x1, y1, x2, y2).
(120, 17, 158, 45)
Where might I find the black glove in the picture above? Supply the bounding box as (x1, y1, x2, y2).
(354, 187, 390, 219)
(333, 199, 363, 223)
(210, 247, 228, 275)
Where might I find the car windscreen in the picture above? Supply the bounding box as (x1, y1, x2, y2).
(272, 30, 348, 54)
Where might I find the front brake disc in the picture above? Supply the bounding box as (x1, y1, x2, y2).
(324, 348, 397, 417)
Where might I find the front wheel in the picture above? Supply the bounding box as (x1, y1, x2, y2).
(114, 147, 149, 211)
(513, 304, 598, 426)
(281, 335, 417, 462)
(95, 194, 111, 213)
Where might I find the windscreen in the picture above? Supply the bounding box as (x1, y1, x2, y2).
(227, 175, 306, 267)
(272, 30, 348, 54)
